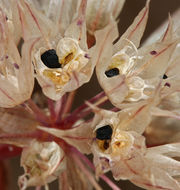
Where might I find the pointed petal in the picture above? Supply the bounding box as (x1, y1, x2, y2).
(148, 143, 180, 156)
(65, 0, 87, 50)
(113, 0, 150, 53)
(0, 106, 37, 134)
(151, 107, 180, 120)
(0, 9, 35, 107)
(136, 40, 177, 79)
(16, 0, 54, 41)
(18, 37, 40, 100)
(94, 20, 128, 107)
(160, 15, 173, 42)
(86, 0, 125, 34)
(0, 106, 38, 147)
(116, 103, 152, 134)
(57, 0, 81, 35)
(131, 167, 180, 190)
(38, 123, 93, 154)
(0, 0, 21, 45)
(112, 0, 126, 19)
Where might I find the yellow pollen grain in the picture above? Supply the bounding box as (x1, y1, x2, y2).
(116, 141, 126, 148)
(61, 52, 74, 66)
(43, 70, 70, 85)
(110, 55, 127, 68)
(112, 141, 127, 154)
(97, 140, 105, 150)
(97, 140, 109, 151)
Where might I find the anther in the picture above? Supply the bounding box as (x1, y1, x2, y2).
(105, 68, 119, 78)
(96, 125, 112, 140)
(163, 74, 168, 79)
(41, 49, 61, 68)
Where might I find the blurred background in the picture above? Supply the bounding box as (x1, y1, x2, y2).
(5, 0, 180, 189)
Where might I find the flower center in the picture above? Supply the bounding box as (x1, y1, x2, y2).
(111, 131, 133, 156)
(35, 37, 89, 90)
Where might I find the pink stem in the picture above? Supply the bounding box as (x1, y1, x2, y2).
(55, 94, 67, 123)
(71, 91, 105, 116)
(61, 97, 107, 127)
(71, 147, 121, 190)
(0, 131, 40, 140)
(56, 91, 106, 127)
(26, 99, 50, 126)
(47, 98, 56, 121)
(100, 175, 121, 190)
(61, 91, 76, 118)
(55, 99, 63, 117)
(71, 152, 102, 190)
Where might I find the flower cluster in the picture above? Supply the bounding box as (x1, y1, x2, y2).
(0, 0, 180, 190)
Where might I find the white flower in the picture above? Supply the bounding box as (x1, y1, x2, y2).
(17, 0, 95, 100)
(0, 8, 35, 107)
(93, 0, 179, 109)
(18, 140, 66, 189)
(91, 107, 180, 190)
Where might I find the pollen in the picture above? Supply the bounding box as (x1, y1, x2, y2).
(43, 70, 70, 85)
(97, 139, 110, 151)
(111, 140, 129, 156)
(114, 141, 126, 148)
(111, 130, 133, 155)
(57, 38, 78, 66)
(111, 54, 128, 67)
(108, 52, 131, 76)
(61, 52, 74, 66)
